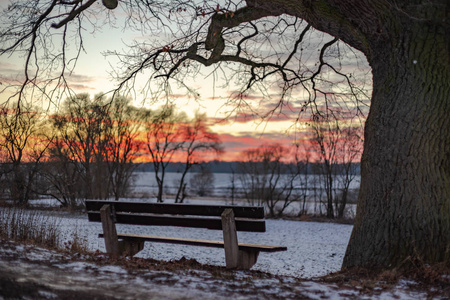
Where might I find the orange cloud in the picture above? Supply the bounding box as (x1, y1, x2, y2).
(216, 132, 297, 161)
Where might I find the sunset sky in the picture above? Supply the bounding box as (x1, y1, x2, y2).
(0, 0, 371, 162)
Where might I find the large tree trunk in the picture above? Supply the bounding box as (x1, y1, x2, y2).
(343, 15, 450, 269)
(244, 0, 449, 269)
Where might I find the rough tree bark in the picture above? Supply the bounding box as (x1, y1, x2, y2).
(343, 11, 450, 269)
(242, 0, 449, 269)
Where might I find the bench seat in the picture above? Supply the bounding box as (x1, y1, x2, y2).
(100, 232, 287, 252)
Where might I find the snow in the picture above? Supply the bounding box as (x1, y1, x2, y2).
(0, 213, 445, 300)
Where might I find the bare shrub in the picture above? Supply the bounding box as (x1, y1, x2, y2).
(190, 166, 215, 197)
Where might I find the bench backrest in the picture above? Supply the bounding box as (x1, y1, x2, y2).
(86, 200, 266, 232)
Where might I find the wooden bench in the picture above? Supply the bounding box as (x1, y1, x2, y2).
(85, 200, 287, 269)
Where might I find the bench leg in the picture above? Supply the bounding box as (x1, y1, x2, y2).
(221, 208, 239, 269)
(238, 250, 259, 270)
(119, 239, 145, 257)
(100, 204, 120, 257)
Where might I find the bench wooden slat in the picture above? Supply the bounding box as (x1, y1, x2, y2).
(88, 211, 266, 232)
(85, 200, 264, 219)
(99, 233, 287, 253)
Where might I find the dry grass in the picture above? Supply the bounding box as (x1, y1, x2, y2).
(0, 206, 88, 253)
(63, 224, 90, 254)
(0, 206, 61, 248)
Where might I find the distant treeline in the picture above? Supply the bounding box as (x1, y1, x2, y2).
(135, 160, 361, 175)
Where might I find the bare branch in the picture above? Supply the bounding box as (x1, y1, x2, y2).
(51, 0, 97, 29)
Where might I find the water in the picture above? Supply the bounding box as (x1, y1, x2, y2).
(132, 172, 360, 198)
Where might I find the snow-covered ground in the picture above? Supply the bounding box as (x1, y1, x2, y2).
(1, 237, 442, 299)
(2, 200, 447, 299)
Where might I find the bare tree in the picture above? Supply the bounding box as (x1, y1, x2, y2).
(2, 0, 448, 271)
(104, 96, 145, 200)
(292, 142, 311, 217)
(309, 113, 363, 219)
(41, 95, 143, 205)
(189, 164, 215, 197)
(145, 106, 185, 202)
(263, 145, 299, 218)
(237, 147, 267, 207)
(50, 94, 110, 200)
(174, 113, 223, 203)
(237, 143, 302, 217)
(42, 137, 83, 208)
(228, 167, 237, 205)
(0, 151, 10, 201)
(335, 125, 362, 218)
(0, 102, 50, 205)
(309, 114, 339, 218)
